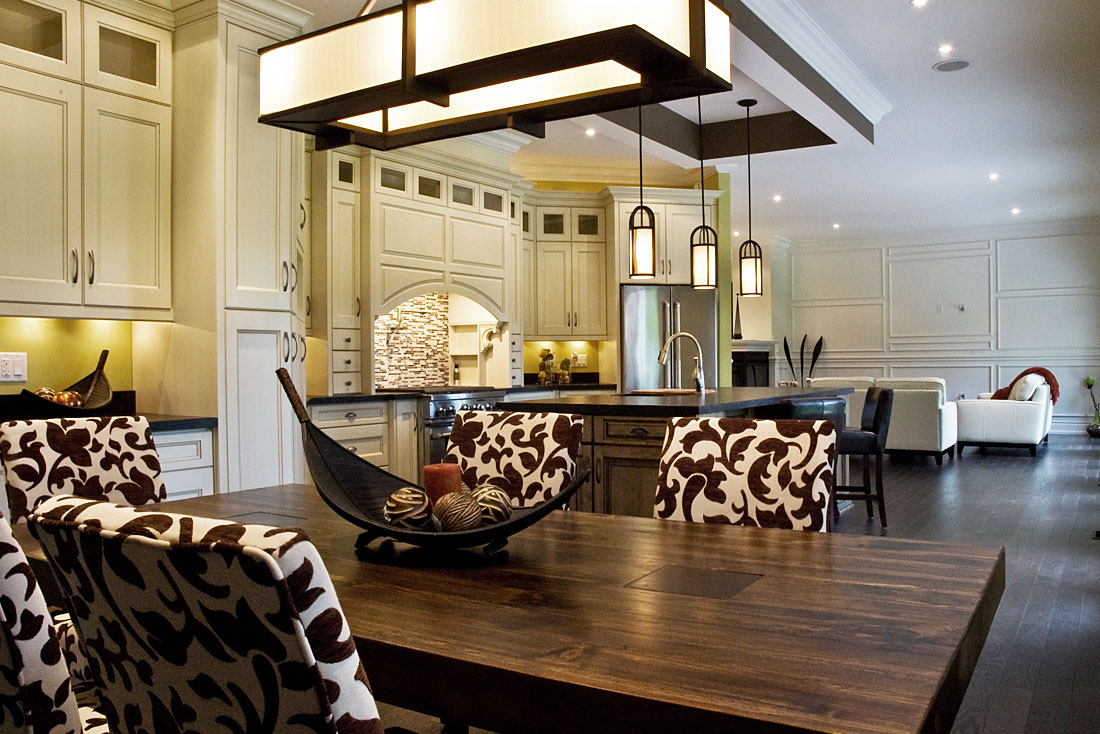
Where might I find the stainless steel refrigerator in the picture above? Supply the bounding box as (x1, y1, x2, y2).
(620, 284, 718, 393)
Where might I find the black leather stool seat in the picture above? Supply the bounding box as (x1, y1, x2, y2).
(837, 429, 877, 454)
(756, 397, 846, 428)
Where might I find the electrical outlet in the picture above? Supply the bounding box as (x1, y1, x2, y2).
(0, 352, 27, 382)
(574, 353, 588, 367)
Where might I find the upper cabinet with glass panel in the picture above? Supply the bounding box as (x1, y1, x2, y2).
(0, 0, 81, 80)
(82, 5, 171, 104)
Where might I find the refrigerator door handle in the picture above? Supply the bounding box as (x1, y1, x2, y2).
(662, 300, 673, 388)
(673, 302, 683, 388)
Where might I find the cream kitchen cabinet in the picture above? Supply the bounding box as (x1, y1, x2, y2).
(81, 4, 172, 104)
(390, 398, 422, 483)
(292, 136, 312, 328)
(614, 197, 718, 284)
(534, 241, 607, 338)
(224, 309, 306, 492)
(0, 0, 82, 80)
(521, 240, 537, 335)
(224, 22, 294, 313)
(0, 62, 171, 315)
(152, 427, 216, 500)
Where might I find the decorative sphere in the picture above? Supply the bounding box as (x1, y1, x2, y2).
(35, 387, 56, 398)
(470, 485, 513, 525)
(383, 486, 434, 529)
(433, 491, 482, 532)
(52, 391, 84, 407)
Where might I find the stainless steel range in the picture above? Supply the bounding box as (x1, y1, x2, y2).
(422, 388, 507, 464)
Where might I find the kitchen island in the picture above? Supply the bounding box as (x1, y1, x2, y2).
(498, 386, 852, 517)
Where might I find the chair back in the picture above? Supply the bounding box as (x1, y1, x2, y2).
(860, 387, 895, 452)
(655, 418, 837, 532)
(27, 496, 382, 734)
(0, 417, 166, 522)
(0, 510, 86, 733)
(445, 410, 583, 507)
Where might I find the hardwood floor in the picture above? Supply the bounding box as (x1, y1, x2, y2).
(378, 434, 1100, 733)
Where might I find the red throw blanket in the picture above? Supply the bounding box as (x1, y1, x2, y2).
(991, 367, 1060, 405)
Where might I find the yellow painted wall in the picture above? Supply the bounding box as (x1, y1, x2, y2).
(0, 318, 133, 395)
(523, 340, 602, 375)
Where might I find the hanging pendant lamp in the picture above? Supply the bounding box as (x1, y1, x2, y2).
(690, 96, 717, 289)
(738, 98, 763, 298)
(629, 105, 656, 279)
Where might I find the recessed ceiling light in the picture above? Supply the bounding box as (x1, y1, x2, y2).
(733, 231, 740, 237)
(988, 172, 999, 181)
(937, 43, 953, 56)
(832, 223, 840, 229)
(772, 195, 782, 202)
(933, 59, 970, 72)
(1011, 207, 1021, 215)
(584, 127, 596, 136)
(910, 0, 928, 7)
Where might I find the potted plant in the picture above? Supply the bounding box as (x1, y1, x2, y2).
(1085, 376, 1100, 438)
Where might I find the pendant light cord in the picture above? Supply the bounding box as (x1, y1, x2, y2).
(698, 96, 705, 224)
(745, 103, 752, 242)
(638, 105, 644, 209)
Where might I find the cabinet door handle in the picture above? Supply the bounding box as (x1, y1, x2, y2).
(347, 445, 358, 453)
(659, 259, 664, 275)
(300, 335, 307, 362)
(344, 336, 352, 345)
(87, 251, 95, 285)
(345, 411, 357, 420)
(282, 261, 290, 291)
(574, 312, 578, 328)
(355, 296, 361, 318)
(630, 427, 649, 436)
(290, 263, 298, 292)
(71, 249, 79, 283)
(283, 332, 290, 362)
(291, 333, 298, 360)
(566, 312, 571, 327)
(299, 202, 306, 229)
(305, 295, 311, 316)
(595, 457, 602, 484)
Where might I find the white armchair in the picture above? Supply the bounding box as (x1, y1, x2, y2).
(957, 382, 1052, 456)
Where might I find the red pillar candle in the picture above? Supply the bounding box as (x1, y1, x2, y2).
(423, 463, 463, 503)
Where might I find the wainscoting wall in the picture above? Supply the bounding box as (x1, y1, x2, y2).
(784, 218, 1100, 432)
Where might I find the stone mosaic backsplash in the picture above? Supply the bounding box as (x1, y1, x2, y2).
(373, 292, 450, 388)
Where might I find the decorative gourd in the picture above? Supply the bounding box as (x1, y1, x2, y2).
(383, 487, 435, 530)
(434, 491, 482, 532)
(471, 485, 513, 525)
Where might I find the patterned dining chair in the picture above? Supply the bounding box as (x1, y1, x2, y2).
(28, 495, 389, 734)
(0, 510, 108, 733)
(0, 416, 167, 522)
(444, 410, 584, 507)
(655, 418, 838, 532)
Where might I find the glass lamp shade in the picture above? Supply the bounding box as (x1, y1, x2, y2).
(690, 224, 718, 289)
(738, 239, 763, 297)
(628, 204, 657, 279)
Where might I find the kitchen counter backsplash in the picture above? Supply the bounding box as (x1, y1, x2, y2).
(373, 292, 450, 388)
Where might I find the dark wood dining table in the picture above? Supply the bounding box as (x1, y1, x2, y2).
(140, 484, 1004, 734)
(15, 484, 1004, 733)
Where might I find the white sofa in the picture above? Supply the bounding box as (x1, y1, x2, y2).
(806, 377, 958, 464)
(956, 381, 1052, 456)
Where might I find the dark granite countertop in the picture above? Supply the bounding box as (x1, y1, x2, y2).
(307, 383, 617, 405)
(504, 383, 618, 394)
(497, 386, 853, 418)
(307, 392, 421, 406)
(144, 414, 218, 431)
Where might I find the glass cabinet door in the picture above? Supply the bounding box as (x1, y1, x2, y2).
(0, 0, 80, 79)
(82, 4, 172, 104)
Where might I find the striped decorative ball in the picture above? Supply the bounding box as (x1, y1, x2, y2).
(433, 491, 482, 532)
(471, 485, 513, 525)
(383, 487, 434, 530)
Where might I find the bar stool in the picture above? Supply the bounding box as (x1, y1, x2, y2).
(835, 388, 894, 527)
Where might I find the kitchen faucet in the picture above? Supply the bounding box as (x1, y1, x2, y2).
(657, 332, 706, 392)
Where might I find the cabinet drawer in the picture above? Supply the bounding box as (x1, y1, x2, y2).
(333, 373, 362, 394)
(509, 366, 524, 387)
(509, 353, 522, 369)
(332, 328, 360, 350)
(509, 335, 522, 352)
(152, 429, 214, 471)
(312, 401, 388, 427)
(333, 350, 360, 373)
(323, 423, 389, 466)
(162, 467, 214, 501)
(594, 417, 669, 445)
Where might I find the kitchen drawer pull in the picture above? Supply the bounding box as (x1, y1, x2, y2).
(345, 380, 353, 387)
(630, 427, 650, 436)
(282, 261, 290, 291)
(345, 411, 357, 420)
(345, 359, 352, 366)
(347, 445, 358, 453)
(71, 249, 79, 283)
(345, 336, 352, 344)
(355, 297, 361, 318)
(595, 457, 602, 483)
(87, 250, 95, 285)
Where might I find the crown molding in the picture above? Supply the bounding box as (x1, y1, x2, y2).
(85, 0, 175, 28)
(465, 130, 537, 155)
(740, 0, 892, 124)
(514, 161, 698, 188)
(173, 0, 312, 35)
(790, 216, 1100, 251)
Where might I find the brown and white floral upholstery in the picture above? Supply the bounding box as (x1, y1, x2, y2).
(0, 417, 166, 523)
(0, 510, 109, 733)
(655, 418, 837, 532)
(28, 495, 383, 734)
(444, 410, 584, 508)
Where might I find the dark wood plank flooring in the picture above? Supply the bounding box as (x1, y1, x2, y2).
(379, 434, 1100, 734)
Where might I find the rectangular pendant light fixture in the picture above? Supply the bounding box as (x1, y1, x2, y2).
(258, 0, 732, 150)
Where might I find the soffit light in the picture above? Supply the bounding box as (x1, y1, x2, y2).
(738, 98, 763, 299)
(690, 95, 717, 289)
(258, 0, 733, 151)
(629, 105, 656, 280)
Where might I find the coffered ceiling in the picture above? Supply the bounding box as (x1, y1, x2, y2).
(287, 0, 1100, 245)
